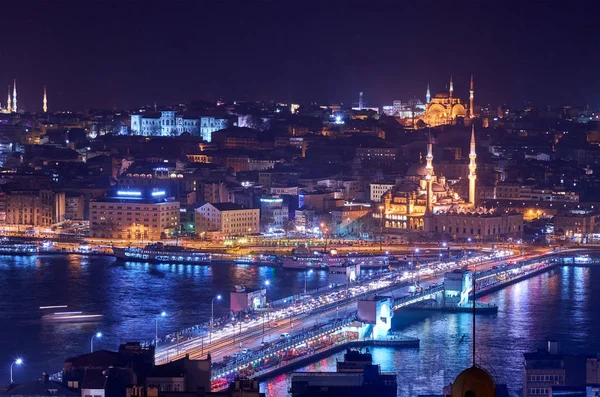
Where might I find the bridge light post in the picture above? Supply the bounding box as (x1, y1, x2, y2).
(210, 295, 222, 345)
(10, 358, 22, 383)
(90, 332, 102, 353)
(304, 269, 313, 295)
(155, 311, 166, 347)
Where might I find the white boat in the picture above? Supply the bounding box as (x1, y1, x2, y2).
(112, 242, 211, 264)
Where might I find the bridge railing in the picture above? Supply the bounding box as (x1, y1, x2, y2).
(392, 285, 444, 310)
(211, 315, 357, 379)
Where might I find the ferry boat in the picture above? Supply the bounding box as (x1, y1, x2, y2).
(282, 247, 326, 269)
(290, 348, 397, 397)
(0, 241, 39, 255)
(112, 243, 211, 264)
(283, 247, 389, 270)
(323, 250, 389, 269)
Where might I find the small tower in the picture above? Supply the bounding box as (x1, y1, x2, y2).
(12, 79, 17, 113)
(43, 85, 48, 113)
(469, 74, 474, 118)
(425, 134, 435, 214)
(7, 85, 11, 113)
(358, 91, 364, 110)
(468, 125, 477, 206)
(426, 83, 431, 104)
(449, 74, 454, 99)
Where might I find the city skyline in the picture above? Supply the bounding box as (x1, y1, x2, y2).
(2, 1, 600, 110)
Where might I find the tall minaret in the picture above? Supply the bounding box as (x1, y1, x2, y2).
(449, 74, 454, 98)
(468, 124, 477, 206)
(425, 134, 435, 214)
(469, 74, 474, 118)
(12, 79, 17, 113)
(43, 86, 48, 113)
(358, 91, 364, 110)
(7, 85, 11, 113)
(426, 83, 431, 104)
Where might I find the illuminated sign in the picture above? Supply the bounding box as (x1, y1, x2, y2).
(260, 198, 283, 203)
(151, 191, 166, 197)
(117, 191, 142, 197)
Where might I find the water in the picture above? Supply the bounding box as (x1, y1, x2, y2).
(260, 265, 600, 396)
(1, 255, 599, 396)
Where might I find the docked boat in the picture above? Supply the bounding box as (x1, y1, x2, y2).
(0, 241, 39, 255)
(283, 247, 389, 270)
(323, 250, 389, 269)
(282, 247, 326, 269)
(112, 243, 211, 264)
(290, 348, 397, 397)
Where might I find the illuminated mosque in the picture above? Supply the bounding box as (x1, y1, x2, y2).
(1, 80, 48, 113)
(421, 74, 475, 127)
(378, 126, 523, 239)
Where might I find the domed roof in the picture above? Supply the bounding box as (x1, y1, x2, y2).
(435, 91, 450, 99)
(395, 182, 418, 193)
(432, 182, 446, 192)
(451, 366, 496, 397)
(406, 162, 427, 177)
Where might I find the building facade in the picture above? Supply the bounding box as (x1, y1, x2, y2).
(194, 202, 259, 237)
(4, 190, 65, 227)
(370, 183, 395, 202)
(89, 189, 179, 240)
(130, 111, 229, 141)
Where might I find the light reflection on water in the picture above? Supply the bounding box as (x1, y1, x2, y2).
(259, 265, 600, 397)
(0, 255, 356, 381)
(0, 254, 598, 397)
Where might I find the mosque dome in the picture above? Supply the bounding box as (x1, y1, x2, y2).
(435, 91, 450, 99)
(432, 182, 446, 193)
(405, 163, 427, 177)
(450, 366, 496, 397)
(395, 182, 418, 193)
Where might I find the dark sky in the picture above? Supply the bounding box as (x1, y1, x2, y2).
(2, 1, 600, 111)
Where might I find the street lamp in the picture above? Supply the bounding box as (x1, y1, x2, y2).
(90, 332, 102, 353)
(211, 295, 222, 329)
(304, 269, 313, 294)
(10, 358, 22, 383)
(155, 311, 166, 346)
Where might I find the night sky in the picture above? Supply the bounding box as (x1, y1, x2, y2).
(2, 1, 600, 111)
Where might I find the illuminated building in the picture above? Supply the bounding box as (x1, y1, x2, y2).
(369, 183, 395, 202)
(260, 196, 288, 231)
(5, 190, 66, 227)
(194, 202, 259, 237)
(43, 86, 47, 113)
(421, 75, 475, 127)
(130, 112, 229, 141)
(12, 79, 17, 113)
(377, 129, 523, 239)
(89, 189, 179, 240)
(6, 85, 11, 113)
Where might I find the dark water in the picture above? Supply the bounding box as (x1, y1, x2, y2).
(1, 255, 598, 397)
(0, 254, 338, 382)
(260, 265, 600, 396)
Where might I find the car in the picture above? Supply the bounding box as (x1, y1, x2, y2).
(280, 332, 291, 340)
(241, 348, 250, 354)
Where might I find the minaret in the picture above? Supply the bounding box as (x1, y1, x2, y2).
(7, 85, 11, 113)
(468, 125, 477, 206)
(12, 79, 17, 113)
(43, 86, 48, 113)
(469, 74, 474, 118)
(425, 134, 435, 214)
(358, 92, 364, 110)
(449, 74, 453, 99)
(426, 83, 431, 104)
